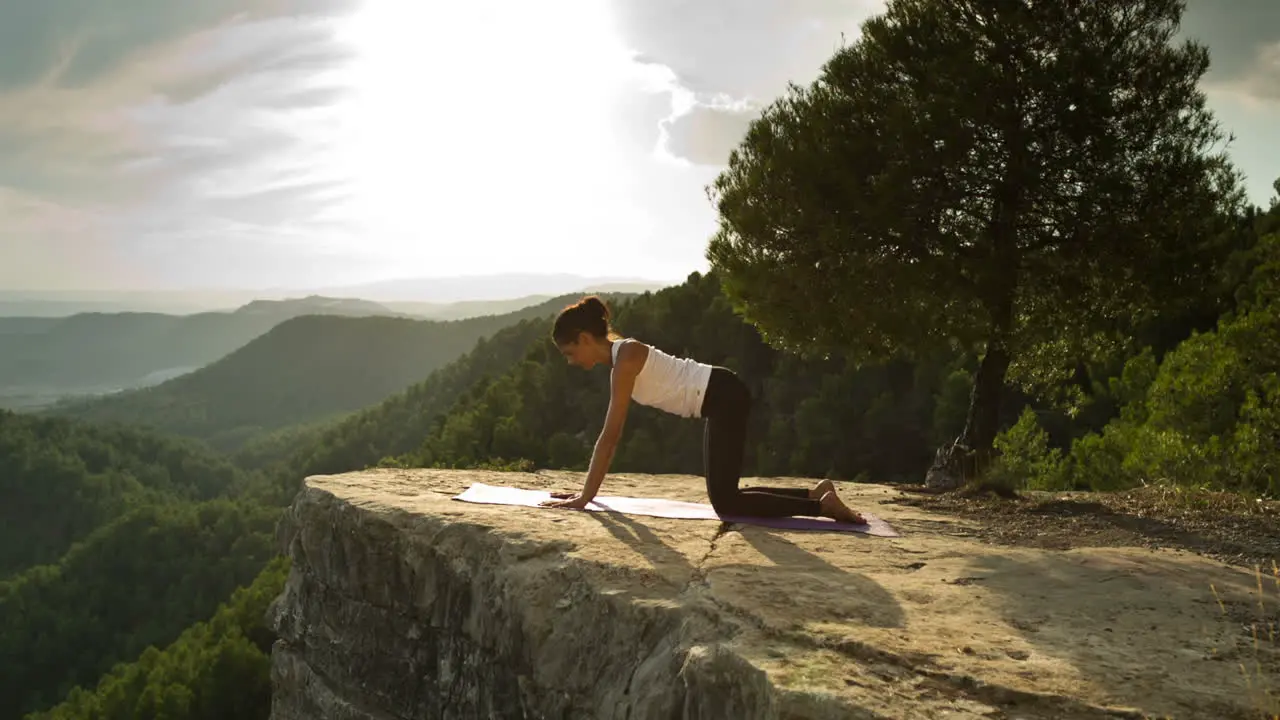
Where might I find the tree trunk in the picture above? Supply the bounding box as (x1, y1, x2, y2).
(924, 336, 1011, 491)
(926, 208, 1018, 489)
(925, 109, 1025, 491)
(958, 341, 1011, 454)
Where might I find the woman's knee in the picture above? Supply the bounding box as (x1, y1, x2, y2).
(708, 493, 739, 516)
(704, 483, 739, 514)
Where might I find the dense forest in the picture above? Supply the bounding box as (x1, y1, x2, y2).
(5, 1, 1279, 718)
(0, 412, 254, 576)
(0, 500, 279, 717)
(28, 557, 290, 720)
(0, 410, 280, 720)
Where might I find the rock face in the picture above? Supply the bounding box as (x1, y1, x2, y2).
(268, 469, 1274, 720)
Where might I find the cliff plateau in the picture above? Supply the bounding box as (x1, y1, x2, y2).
(267, 469, 1274, 719)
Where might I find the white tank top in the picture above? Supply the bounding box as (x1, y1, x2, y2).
(612, 339, 713, 418)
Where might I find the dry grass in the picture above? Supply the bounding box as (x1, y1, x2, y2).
(891, 480, 1280, 570)
(1210, 561, 1279, 719)
(1119, 482, 1280, 517)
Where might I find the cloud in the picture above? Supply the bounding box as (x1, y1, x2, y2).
(4, 0, 1274, 291)
(0, 186, 123, 290)
(661, 101, 759, 167)
(0, 1, 361, 289)
(1180, 0, 1280, 83)
(606, 0, 883, 166)
(613, 0, 1280, 175)
(0, 13, 353, 184)
(1212, 41, 1280, 104)
(0, 0, 360, 89)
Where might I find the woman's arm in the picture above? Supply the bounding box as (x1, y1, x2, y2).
(543, 341, 645, 508)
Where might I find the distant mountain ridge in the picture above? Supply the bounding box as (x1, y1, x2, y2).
(47, 293, 637, 451)
(309, 273, 671, 303)
(0, 273, 675, 317)
(232, 295, 405, 317)
(0, 297, 409, 409)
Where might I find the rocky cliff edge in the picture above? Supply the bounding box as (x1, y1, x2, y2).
(266, 468, 1274, 719)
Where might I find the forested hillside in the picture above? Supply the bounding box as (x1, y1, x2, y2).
(28, 556, 290, 720)
(47, 293, 634, 452)
(0, 296, 635, 718)
(381, 273, 972, 481)
(0, 410, 280, 720)
(0, 500, 279, 718)
(0, 411, 252, 577)
(272, 314, 561, 483)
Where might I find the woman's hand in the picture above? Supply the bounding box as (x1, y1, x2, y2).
(540, 491, 593, 510)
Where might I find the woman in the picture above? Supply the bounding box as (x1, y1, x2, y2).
(539, 295, 866, 525)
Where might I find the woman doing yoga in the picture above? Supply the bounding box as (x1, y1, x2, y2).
(539, 296, 866, 524)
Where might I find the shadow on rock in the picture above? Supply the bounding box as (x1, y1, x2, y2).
(726, 526, 906, 630)
(587, 509, 699, 585)
(968, 551, 1277, 720)
(584, 510, 906, 631)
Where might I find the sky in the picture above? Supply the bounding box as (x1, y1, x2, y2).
(1, 0, 1277, 292)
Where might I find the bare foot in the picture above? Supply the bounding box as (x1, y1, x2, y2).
(819, 491, 866, 525)
(809, 479, 835, 499)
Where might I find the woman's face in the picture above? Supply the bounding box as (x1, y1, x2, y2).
(557, 332, 601, 369)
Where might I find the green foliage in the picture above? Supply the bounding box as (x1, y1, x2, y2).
(0, 410, 280, 717)
(0, 411, 255, 578)
(229, 419, 337, 472)
(28, 556, 289, 720)
(988, 408, 1065, 490)
(1052, 293, 1280, 494)
(0, 500, 279, 719)
(706, 0, 1244, 451)
(1233, 234, 1280, 315)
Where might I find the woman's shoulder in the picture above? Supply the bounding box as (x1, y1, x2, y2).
(613, 338, 650, 368)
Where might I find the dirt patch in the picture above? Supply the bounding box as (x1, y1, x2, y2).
(886, 484, 1280, 572)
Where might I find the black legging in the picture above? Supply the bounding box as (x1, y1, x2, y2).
(700, 367, 824, 518)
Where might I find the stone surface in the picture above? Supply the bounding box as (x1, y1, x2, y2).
(268, 468, 1276, 719)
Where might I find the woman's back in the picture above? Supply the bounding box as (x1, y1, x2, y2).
(613, 339, 712, 418)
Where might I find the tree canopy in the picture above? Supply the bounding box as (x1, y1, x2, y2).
(706, 0, 1244, 463)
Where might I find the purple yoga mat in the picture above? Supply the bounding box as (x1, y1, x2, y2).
(451, 482, 900, 537)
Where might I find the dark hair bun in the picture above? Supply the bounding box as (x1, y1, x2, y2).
(551, 294, 615, 344)
(579, 295, 609, 321)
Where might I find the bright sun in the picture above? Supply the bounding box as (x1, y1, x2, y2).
(321, 0, 649, 271)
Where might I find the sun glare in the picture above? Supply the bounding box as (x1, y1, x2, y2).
(323, 0, 647, 272)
